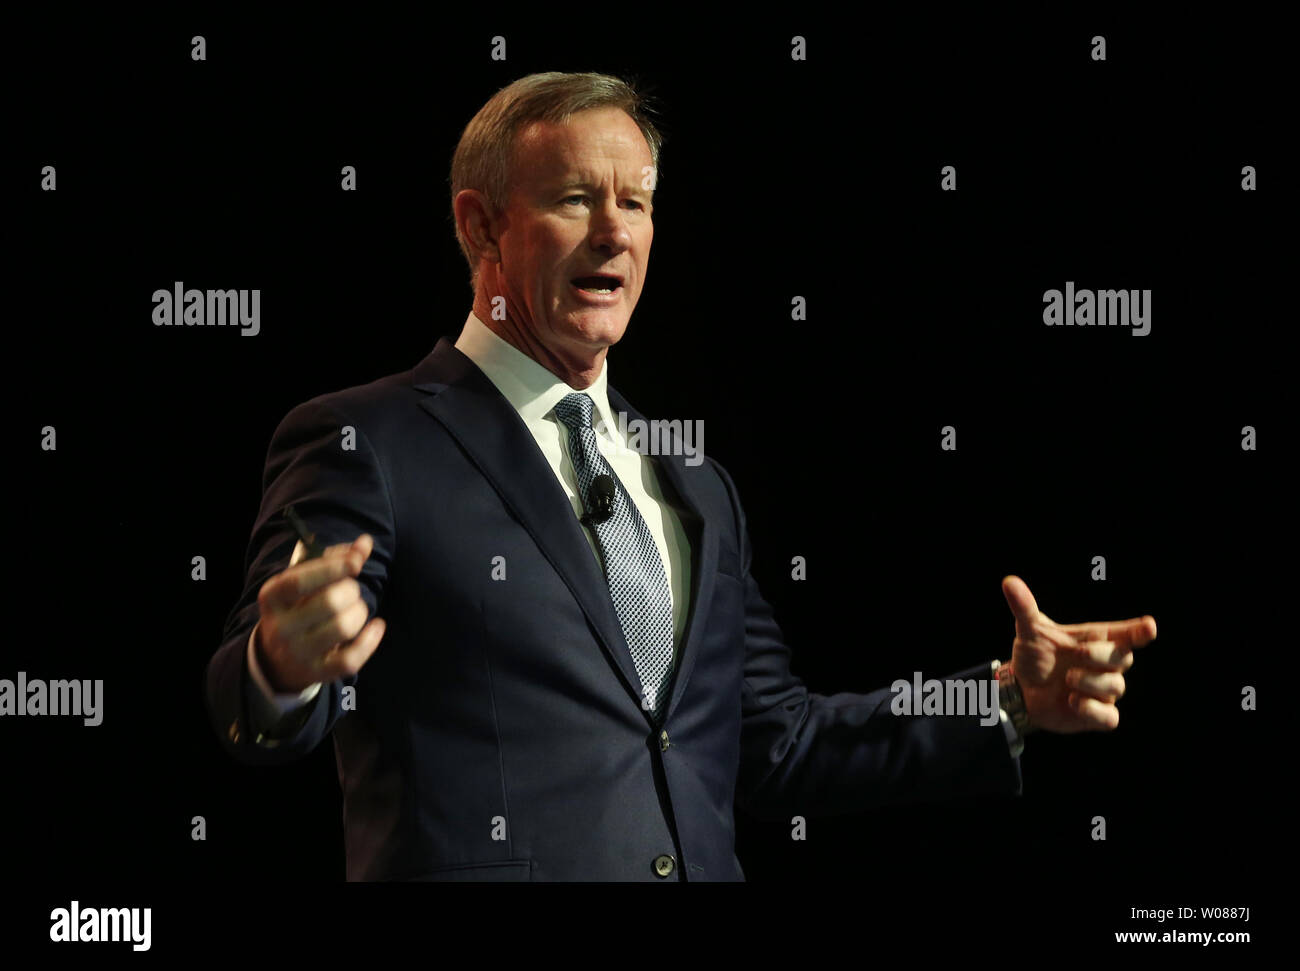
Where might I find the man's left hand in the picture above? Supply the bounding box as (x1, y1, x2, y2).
(1000, 575, 1157, 733)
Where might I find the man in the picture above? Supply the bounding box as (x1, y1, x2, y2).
(204, 71, 1157, 881)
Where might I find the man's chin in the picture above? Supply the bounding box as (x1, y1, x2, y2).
(558, 309, 631, 347)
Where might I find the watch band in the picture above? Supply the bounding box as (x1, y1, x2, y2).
(992, 659, 1035, 756)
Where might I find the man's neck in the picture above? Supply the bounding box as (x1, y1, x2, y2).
(471, 295, 607, 390)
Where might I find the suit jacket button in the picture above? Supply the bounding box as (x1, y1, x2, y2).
(653, 854, 676, 878)
(659, 730, 670, 751)
(228, 719, 240, 744)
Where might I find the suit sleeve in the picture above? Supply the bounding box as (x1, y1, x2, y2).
(707, 459, 1024, 820)
(203, 395, 397, 765)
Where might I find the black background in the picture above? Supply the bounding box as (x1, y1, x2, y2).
(6, 7, 1284, 954)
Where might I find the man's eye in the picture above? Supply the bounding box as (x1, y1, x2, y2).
(563, 195, 586, 205)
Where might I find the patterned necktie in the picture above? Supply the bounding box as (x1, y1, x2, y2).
(554, 392, 674, 717)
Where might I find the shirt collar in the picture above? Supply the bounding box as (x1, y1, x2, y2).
(452, 310, 617, 433)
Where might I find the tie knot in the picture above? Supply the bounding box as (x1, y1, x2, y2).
(554, 392, 595, 431)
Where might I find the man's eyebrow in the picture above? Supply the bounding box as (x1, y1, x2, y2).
(553, 178, 652, 196)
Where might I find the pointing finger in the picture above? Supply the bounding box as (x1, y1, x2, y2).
(1063, 615, 1157, 651)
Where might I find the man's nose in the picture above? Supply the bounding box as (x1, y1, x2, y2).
(588, 199, 633, 253)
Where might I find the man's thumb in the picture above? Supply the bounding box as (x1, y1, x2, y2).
(1001, 575, 1040, 626)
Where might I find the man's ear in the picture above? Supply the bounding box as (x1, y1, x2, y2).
(455, 189, 503, 266)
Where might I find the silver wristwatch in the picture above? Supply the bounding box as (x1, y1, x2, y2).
(993, 659, 1035, 757)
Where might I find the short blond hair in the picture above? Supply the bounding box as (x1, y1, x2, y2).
(449, 72, 665, 291)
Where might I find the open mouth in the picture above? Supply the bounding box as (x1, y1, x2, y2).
(570, 274, 623, 295)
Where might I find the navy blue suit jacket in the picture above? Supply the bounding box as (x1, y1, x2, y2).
(205, 337, 1022, 880)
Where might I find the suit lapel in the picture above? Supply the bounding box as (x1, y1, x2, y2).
(411, 338, 717, 724)
(412, 339, 644, 705)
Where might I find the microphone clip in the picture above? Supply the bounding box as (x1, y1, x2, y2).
(580, 474, 617, 527)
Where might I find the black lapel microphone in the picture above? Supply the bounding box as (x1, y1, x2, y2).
(580, 474, 616, 527)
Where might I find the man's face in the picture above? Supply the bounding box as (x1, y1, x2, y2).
(489, 106, 654, 363)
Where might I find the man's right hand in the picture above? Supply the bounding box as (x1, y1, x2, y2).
(253, 533, 386, 693)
